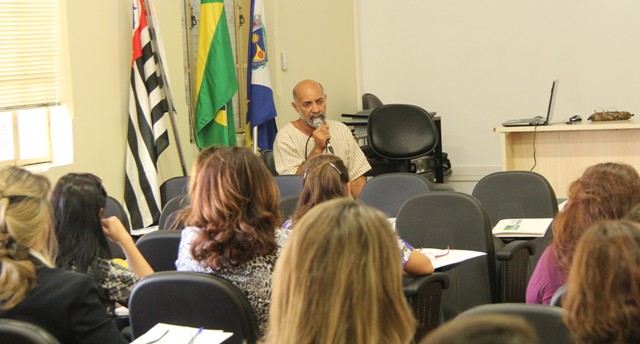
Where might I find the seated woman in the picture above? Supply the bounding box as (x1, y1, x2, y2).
(265, 199, 416, 344)
(0, 166, 126, 343)
(175, 146, 285, 336)
(526, 162, 640, 304)
(284, 154, 433, 275)
(51, 173, 153, 316)
(564, 220, 640, 343)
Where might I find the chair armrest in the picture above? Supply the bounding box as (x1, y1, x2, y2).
(496, 239, 536, 261)
(403, 272, 449, 297)
(495, 240, 536, 303)
(403, 272, 450, 342)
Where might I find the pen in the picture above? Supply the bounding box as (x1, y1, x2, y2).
(187, 327, 203, 344)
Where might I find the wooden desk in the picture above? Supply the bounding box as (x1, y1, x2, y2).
(494, 119, 640, 198)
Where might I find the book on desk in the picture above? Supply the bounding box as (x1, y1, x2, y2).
(492, 218, 553, 238)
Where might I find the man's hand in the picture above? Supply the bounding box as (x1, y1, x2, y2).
(311, 123, 330, 154)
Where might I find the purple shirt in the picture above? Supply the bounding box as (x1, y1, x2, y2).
(526, 245, 566, 304)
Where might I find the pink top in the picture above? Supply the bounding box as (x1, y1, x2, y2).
(526, 245, 566, 304)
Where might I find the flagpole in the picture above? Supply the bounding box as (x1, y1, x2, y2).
(143, 0, 188, 176)
(252, 126, 258, 154)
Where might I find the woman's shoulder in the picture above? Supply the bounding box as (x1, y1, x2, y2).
(37, 266, 98, 296)
(276, 228, 289, 247)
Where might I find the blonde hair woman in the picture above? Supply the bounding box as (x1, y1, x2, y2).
(0, 166, 126, 343)
(266, 199, 416, 344)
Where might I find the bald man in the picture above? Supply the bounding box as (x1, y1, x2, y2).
(273, 80, 371, 198)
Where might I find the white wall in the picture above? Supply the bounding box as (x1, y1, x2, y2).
(356, 0, 640, 187)
(49, 0, 639, 198)
(268, 0, 359, 127)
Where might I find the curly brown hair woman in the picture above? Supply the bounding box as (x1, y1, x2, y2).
(175, 146, 284, 336)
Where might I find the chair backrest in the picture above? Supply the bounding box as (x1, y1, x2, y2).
(359, 173, 433, 217)
(135, 230, 182, 272)
(367, 104, 438, 161)
(159, 176, 189, 208)
(158, 195, 189, 230)
(472, 171, 558, 268)
(279, 194, 299, 221)
(261, 149, 278, 176)
(273, 175, 303, 198)
(362, 92, 383, 110)
(472, 171, 558, 227)
(396, 192, 496, 320)
(0, 319, 60, 344)
(103, 196, 131, 259)
(104, 196, 131, 231)
(457, 303, 573, 344)
(129, 271, 260, 344)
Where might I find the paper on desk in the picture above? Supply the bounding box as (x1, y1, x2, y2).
(419, 248, 486, 270)
(114, 306, 128, 317)
(131, 225, 159, 236)
(130, 323, 233, 344)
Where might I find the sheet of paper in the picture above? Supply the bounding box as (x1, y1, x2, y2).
(419, 248, 486, 269)
(131, 225, 159, 236)
(130, 323, 233, 344)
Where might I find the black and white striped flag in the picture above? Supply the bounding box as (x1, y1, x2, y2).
(124, 0, 169, 229)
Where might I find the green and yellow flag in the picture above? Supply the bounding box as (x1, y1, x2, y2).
(194, 0, 238, 148)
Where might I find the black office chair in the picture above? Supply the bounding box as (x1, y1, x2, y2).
(472, 171, 558, 270)
(403, 273, 449, 342)
(0, 319, 60, 344)
(366, 104, 438, 176)
(362, 92, 383, 110)
(158, 195, 189, 230)
(159, 176, 189, 209)
(273, 175, 303, 198)
(396, 192, 534, 319)
(103, 196, 132, 259)
(129, 271, 260, 344)
(457, 303, 573, 344)
(135, 230, 182, 272)
(359, 173, 433, 218)
(261, 149, 278, 176)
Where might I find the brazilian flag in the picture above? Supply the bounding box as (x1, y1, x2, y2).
(194, 0, 238, 148)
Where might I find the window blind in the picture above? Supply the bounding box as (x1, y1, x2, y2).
(0, 0, 61, 111)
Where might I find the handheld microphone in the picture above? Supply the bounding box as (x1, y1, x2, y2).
(312, 118, 334, 154)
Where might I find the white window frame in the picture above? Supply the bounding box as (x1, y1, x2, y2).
(0, 0, 63, 167)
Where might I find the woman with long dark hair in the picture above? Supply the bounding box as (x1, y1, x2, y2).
(51, 173, 153, 314)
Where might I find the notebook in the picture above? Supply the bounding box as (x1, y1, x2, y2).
(502, 79, 560, 127)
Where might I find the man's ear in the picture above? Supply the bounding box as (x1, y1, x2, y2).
(291, 101, 299, 113)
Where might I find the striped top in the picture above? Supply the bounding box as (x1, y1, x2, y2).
(273, 119, 371, 180)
